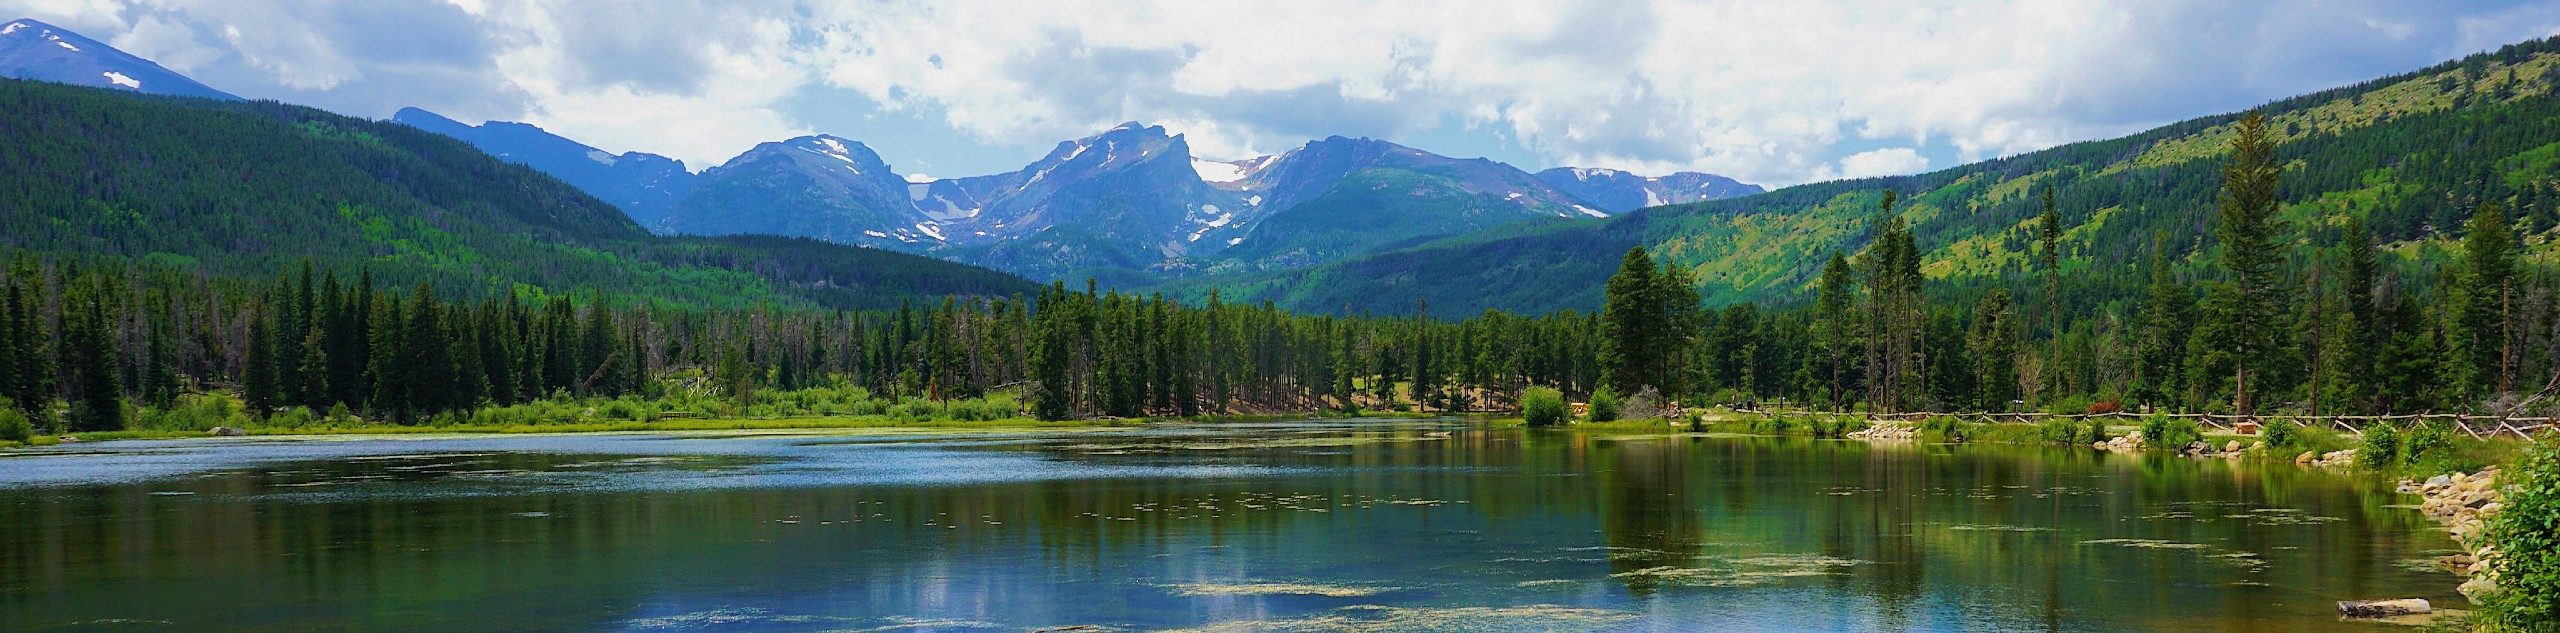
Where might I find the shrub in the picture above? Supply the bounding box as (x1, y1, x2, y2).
(2362, 423, 2402, 468)
(2482, 439, 2560, 628)
(1753, 414, 1798, 434)
(2262, 419, 2300, 449)
(1918, 415, 1966, 443)
(0, 405, 30, 444)
(2086, 418, 2109, 444)
(2086, 399, 2124, 415)
(2138, 415, 2201, 449)
(1521, 387, 1568, 427)
(2039, 418, 2084, 445)
(2404, 421, 2452, 465)
(1587, 387, 1621, 423)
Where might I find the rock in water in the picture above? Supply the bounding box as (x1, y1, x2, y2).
(209, 426, 247, 437)
(2338, 599, 2431, 618)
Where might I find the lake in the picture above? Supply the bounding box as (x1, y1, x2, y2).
(0, 418, 2464, 631)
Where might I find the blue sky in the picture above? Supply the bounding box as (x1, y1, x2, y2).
(10, 1, 2560, 186)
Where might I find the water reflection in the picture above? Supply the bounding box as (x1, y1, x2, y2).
(0, 421, 2461, 632)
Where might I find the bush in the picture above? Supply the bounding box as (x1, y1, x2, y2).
(2086, 399, 2124, 415)
(1587, 387, 1621, 423)
(2482, 440, 2560, 628)
(2039, 418, 2084, 445)
(2044, 395, 2094, 416)
(2086, 418, 2109, 444)
(2262, 419, 2300, 449)
(1918, 415, 1966, 443)
(1753, 414, 1798, 434)
(1521, 387, 1568, 427)
(0, 405, 30, 444)
(2404, 421, 2452, 465)
(2362, 423, 2402, 468)
(2139, 415, 2202, 449)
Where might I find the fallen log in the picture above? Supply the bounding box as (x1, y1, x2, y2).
(2337, 598, 2431, 618)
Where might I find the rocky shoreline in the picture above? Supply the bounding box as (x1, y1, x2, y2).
(2401, 468, 2505, 599)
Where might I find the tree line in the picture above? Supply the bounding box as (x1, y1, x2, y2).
(1592, 113, 2560, 418)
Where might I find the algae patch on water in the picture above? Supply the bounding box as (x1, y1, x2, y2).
(1609, 553, 1861, 587)
(1156, 604, 1634, 633)
(2079, 538, 2210, 549)
(1159, 582, 1397, 597)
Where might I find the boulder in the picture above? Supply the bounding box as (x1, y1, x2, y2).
(2296, 451, 2318, 464)
(2338, 599, 2431, 618)
(209, 426, 247, 437)
(2225, 440, 2241, 453)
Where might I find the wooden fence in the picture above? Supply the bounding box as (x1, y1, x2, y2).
(1733, 408, 2552, 442)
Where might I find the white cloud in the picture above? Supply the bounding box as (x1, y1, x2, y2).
(1822, 147, 1932, 181)
(8, 0, 2560, 184)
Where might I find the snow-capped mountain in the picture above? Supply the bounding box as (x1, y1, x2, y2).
(0, 19, 234, 100)
(657, 135, 929, 248)
(393, 108, 695, 224)
(1533, 167, 1763, 214)
(649, 123, 1682, 282)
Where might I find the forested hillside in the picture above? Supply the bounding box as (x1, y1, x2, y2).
(1182, 37, 2560, 318)
(0, 79, 1033, 311)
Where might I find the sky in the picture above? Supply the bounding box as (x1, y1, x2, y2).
(10, 1, 2560, 187)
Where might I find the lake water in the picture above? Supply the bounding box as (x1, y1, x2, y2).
(0, 419, 2466, 631)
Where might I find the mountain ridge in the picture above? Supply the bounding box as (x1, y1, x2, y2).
(0, 18, 234, 100)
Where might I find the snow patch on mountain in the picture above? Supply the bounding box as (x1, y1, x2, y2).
(1192, 158, 1247, 183)
(1, 22, 23, 36)
(100, 70, 137, 89)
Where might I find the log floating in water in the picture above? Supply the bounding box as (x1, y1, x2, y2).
(2337, 598, 2431, 618)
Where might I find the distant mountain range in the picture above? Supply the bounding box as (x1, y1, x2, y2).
(397, 109, 1763, 284)
(0, 19, 234, 100)
(0, 16, 1762, 286)
(0, 17, 1792, 305)
(391, 108, 697, 224)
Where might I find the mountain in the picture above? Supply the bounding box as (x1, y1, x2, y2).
(656, 134, 924, 248)
(1173, 37, 2560, 316)
(391, 108, 696, 225)
(657, 123, 1615, 284)
(0, 18, 235, 100)
(0, 77, 1033, 310)
(1191, 136, 1605, 275)
(1534, 167, 1763, 214)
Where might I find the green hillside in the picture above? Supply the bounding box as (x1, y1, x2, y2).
(1176, 37, 2560, 316)
(0, 79, 1034, 309)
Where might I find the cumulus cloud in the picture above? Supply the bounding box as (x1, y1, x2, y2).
(7, 0, 2560, 184)
(1824, 148, 1932, 181)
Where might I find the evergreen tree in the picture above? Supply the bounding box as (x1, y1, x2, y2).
(2338, 217, 2379, 413)
(2037, 186, 2063, 397)
(2454, 202, 2516, 402)
(1864, 192, 1928, 412)
(2212, 112, 2288, 415)
(1599, 247, 1662, 394)
(402, 284, 457, 420)
(244, 301, 280, 418)
(367, 295, 406, 417)
(1032, 283, 1076, 420)
(2135, 241, 2193, 409)
(1816, 252, 1856, 409)
(1969, 291, 2019, 411)
(64, 293, 121, 431)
